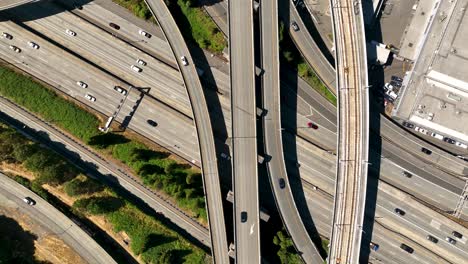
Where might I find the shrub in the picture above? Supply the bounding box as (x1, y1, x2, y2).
(73, 196, 124, 215)
(63, 177, 104, 197)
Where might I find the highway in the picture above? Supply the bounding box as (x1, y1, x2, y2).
(0, 0, 36, 10)
(260, 0, 322, 263)
(228, 0, 260, 262)
(0, 173, 117, 264)
(142, 0, 229, 262)
(328, 0, 370, 263)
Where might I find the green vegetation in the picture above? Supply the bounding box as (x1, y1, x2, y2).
(273, 230, 303, 264)
(0, 123, 208, 263)
(112, 0, 152, 21)
(0, 67, 100, 142)
(0, 65, 206, 222)
(170, 0, 226, 53)
(278, 22, 337, 105)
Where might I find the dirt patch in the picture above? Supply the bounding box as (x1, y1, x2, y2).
(1, 162, 35, 180)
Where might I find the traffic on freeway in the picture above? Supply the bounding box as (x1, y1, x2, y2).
(0, 0, 467, 263)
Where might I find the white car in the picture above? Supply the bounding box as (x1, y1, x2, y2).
(2, 32, 12, 40)
(9, 45, 21, 53)
(136, 59, 147, 66)
(220, 153, 230, 160)
(131, 65, 142, 72)
(138, 29, 151, 38)
(76, 81, 88, 88)
(180, 56, 188, 66)
(455, 142, 468, 149)
(84, 93, 96, 102)
(23, 197, 36, 205)
(28, 41, 39, 49)
(65, 29, 76, 36)
(114, 86, 127, 95)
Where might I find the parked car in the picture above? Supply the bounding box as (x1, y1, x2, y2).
(180, 56, 188, 66)
(131, 65, 142, 72)
(291, 21, 299, 31)
(446, 237, 456, 245)
(426, 235, 438, 243)
(136, 59, 147, 66)
(23, 197, 36, 205)
(76, 81, 88, 88)
(391, 76, 403, 82)
(28, 41, 39, 49)
(138, 29, 151, 38)
(369, 242, 379, 251)
(146, 119, 157, 127)
(455, 141, 468, 149)
(430, 132, 443, 140)
(400, 243, 414, 253)
(279, 178, 286, 189)
(421, 147, 432, 155)
(390, 80, 402, 88)
(84, 93, 96, 102)
(9, 45, 21, 53)
(394, 208, 406, 216)
(402, 121, 414, 129)
(442, 137, 455, 144)
(109, 22, 120, 30)
(65, 29, 76, 36)
(113, 86, 127, 95)
(220, 153, 231, 160)
(452, 231, 463, 239)
(402, 171, 412, 178)
(241, 211, 248, 223)
(2, 32, 12, 40)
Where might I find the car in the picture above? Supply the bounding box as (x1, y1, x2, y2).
(109, 22, 120, 30)
(402, 121, 414, 129)
(390, 80, 402, 88)
(84, 93, 96, 102)
(23, 197, 36, 205)
(417, 127, 429, 135)
(279, 178, 286, 189)
(180, 56, 188, 66)
(307, 122, 319, 129)
(291, 21, 299, 31)
(455, 141, 468, 149)
(28, 41, 39, 49)
(240, 211, 248, 223)
(369, 242, 379, 251)
(452, 231, 463, 239)
(446, 237, 456, 245)
(9, 45, 21, 53)
(443, 137, 456, 144)
(430, 133, 443, 140)
(394, 208, 406, 216)
(220, 153, 230, 160)
(136, 59, 147, 66)
(131, 65, 142, 72)
(138, 29, 151, 38)
(147, 119, 157, 127)
(402, 171, 412, 178)
(113, 86, 127, 95)
(400, 243, 414, 253)
(65, 29, 76, 36)
(421, 147, 432, 155)
(426, 235, 438, 243)
(76, 81, 88, 88)
(2, 32, 12, 40)
(392, 76, 403, 82)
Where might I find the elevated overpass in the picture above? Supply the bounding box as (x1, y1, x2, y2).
(328, 1, 370, 263)
(0, 0, 38, 10)
(143, 1, 229, 262)
(228, 0, 260, 262)
(260, 0, 322, 263)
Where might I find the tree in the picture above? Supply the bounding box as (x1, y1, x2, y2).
(37, 163, 73, 186)
(23, 151, 51, 172)
(12, 144, 36, 162)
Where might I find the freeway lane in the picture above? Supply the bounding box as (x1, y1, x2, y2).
(260, 0, 322, 263)
(0, 173, 117, 264)
(229, 0, 260, 262)
(143, 0, 229, 262)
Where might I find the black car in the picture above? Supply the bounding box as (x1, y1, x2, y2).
(426, 235, 438, 243)
(279, 178, 286, 189)
(394, 208, 406, 216)
(446, 237, 456, 245)
(241, 211, 248, 223)
(421, 147, 432, 155)
(392, 76, 403, 82)
(443, 137, 456, 144)
(402, 171, 413, 178)
(390, 80, 402, 88)
(402, 121, 414, 129)
(400, 243, 414, 253)
(146, 119, 158, 127)
(291, 21, 299, 32)
(109, 23, 120, 30)
(452, 231, 463, 239)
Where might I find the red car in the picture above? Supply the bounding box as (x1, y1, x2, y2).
(307, 122, 318, 129)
